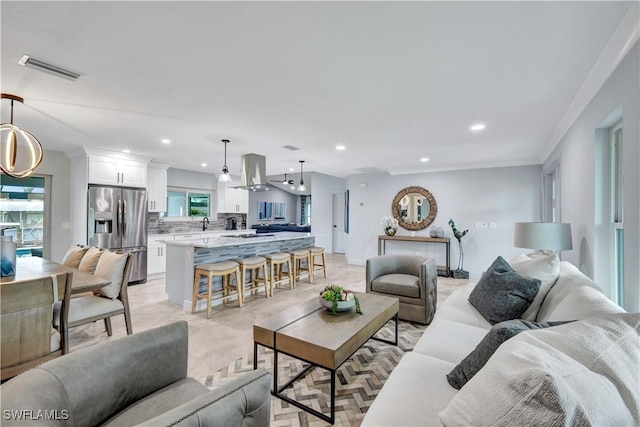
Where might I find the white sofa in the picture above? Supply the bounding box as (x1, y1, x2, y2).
(363, 259, 637, 426)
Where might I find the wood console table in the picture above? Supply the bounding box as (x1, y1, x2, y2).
(378, 235, 451, 277)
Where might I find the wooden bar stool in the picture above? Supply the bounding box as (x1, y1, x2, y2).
(235, 256, 271, 299)
(309, 246, 327, 279)
(191, 261, 242, 319)
(264, 253, 293, 292)
(289, 249, 312, 286)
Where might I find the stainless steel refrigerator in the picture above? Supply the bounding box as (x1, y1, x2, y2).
(88, 185, 148, 283)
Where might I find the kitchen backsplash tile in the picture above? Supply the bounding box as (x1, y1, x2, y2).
(148, 212, 246, 234)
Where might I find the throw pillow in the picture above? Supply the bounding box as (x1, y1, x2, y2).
(93, 251, 128, 299)
(439, 313, 640, 427)
(510, 253, 560, 321)
(78, 246, 104, 274)
(446, 319, 573, 389)
(61, 244, 88, 269)
(468, 256, 541, 325)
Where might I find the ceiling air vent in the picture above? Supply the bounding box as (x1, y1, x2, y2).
(18, 55, 81, 81)
(282, 145, 300, 151)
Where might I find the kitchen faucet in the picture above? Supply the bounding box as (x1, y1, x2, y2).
(202, 217, 209, 231)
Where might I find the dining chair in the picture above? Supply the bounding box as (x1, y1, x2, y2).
(67, 252, 133, 345)
(1, 271, 72, 380)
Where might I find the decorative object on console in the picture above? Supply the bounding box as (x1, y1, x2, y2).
(297, 160, 306, 191)
(319, 284, 362, 315)
(514, 222, 573, 253)
(381, 216, 398, 236)
(449, 219, 469, 278)
(391, 186, 437, 231)
(0, 94, 44, 178)
(218, 139, 231, 182)
(430, 225, 444, 238)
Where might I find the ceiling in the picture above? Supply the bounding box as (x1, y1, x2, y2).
(1, 1, 636, 182)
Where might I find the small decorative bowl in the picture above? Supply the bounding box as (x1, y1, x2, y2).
(319, 296, 355, 312)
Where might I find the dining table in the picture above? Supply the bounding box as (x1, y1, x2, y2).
(0, 256, 111, 293)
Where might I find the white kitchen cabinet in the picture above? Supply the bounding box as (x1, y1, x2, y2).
(147, 235, 172, 275)
(147, 163, 169, 212)
(88, 155, 147, 187)
(217, 181, 248, 213)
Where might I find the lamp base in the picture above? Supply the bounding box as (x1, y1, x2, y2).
(452, 269, 469, 279)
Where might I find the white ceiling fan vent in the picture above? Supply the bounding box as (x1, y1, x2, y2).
(18, 55, 81, 81)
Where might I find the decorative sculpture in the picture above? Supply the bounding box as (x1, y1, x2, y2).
(449, 219, 469, 278)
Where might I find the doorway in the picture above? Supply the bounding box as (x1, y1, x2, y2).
(332, 192, 345, 254)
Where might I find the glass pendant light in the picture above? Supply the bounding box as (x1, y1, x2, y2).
(297, 160, 306, 191)
(219, 139, 231, 182)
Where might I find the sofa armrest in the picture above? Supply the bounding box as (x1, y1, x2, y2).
(1, 322, 190, 427)
(138, 368, 271, 427)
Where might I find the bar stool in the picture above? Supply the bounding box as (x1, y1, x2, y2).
(309, 246, 327, 279)
(289, 249, 312, 286)
(264, 253, 293, 292)
(191, 261, 242, 319)
(235, 256, 271, 299)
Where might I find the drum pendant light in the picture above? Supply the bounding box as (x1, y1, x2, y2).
(219, 139, 231, 182)
(0, 94, 44, 178)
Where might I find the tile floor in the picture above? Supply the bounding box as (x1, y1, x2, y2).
(68, 253, 474, 380)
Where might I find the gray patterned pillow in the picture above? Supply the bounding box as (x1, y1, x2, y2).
(468, 256, 540, 325)
(447, 319, 573, 389)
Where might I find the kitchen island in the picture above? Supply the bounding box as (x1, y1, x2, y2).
(164, 232, 315, 311)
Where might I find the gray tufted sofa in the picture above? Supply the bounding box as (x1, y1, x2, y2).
(366, 255, 437, 324)
(0, 321, 271, 426)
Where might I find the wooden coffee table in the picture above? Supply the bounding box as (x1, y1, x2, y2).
(253, 292, 399, 424)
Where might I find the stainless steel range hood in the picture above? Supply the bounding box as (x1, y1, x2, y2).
(236, 153, 272, 191)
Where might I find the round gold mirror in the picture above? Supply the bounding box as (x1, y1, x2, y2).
(391, 186, 437, 231)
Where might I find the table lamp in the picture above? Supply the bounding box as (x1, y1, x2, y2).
(514, 222, 573, 254)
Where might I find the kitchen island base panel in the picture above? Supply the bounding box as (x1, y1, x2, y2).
(165, 234, 315, 311)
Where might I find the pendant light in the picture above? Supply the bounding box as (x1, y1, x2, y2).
(297, 160, 306, 192)
(0, 94, 44, 178)
(218, 139, 231, 182)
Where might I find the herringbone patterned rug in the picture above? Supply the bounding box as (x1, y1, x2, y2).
(203, 320, 427, 427)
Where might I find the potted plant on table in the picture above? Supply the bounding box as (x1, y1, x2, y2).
(319, 284, 362, 315)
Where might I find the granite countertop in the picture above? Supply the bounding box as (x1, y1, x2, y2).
(163, 232, 314, 248)
(149, 229, 250, 237)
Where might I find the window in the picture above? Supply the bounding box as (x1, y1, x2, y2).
(163, 188, 211, 218)
(0, 175, 47, 257)
(610, 121, 624, 305)
(543, 162, 559, 223)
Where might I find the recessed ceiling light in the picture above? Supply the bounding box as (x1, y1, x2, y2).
(420, 157, 429, 162)
(470, 123, 486, 131)
(123, 149, 131, 153)
(289, 168, 295, 172)
(336, 145, 346, 151)
(290, 186, 295, 190)
(201, 163, 207, 167)
(161, 139, 170, 144)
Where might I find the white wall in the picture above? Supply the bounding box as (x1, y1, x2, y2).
(543, 42, 639, 311)
(167, 168, 217, 190)
(346, 165, 542, 277)
(35, 149, 72, 262)
(310, 172, 346, 252)
(247, 187, 297, 225)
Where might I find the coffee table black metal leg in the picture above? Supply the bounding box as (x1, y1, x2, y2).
(273, 348, 279, 394)
(371, 313, 399, 346)
(253, 341, 258, 370)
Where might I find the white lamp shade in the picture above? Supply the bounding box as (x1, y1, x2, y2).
(514, 222, 573, 251)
